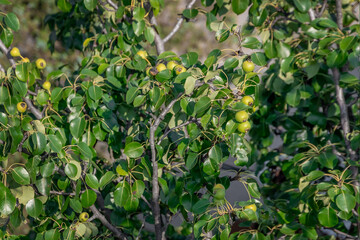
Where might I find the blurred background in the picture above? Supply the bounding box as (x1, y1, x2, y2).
(1, 0, 246, 71)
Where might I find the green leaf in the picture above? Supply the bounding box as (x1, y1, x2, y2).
(114, 186, 130, 207)
(209, 145, 222, 163)
(224, 58, 239, 70)
(326, 51, 347, 68)
(37, 90, 50, 106)
(248, 182, 261, 198)
(80, 68, 97, 77)
(5, 13, 20, 31)
(203, 158, 217, 175)
(158, 51, 178, 60)
(232, 0, 249, 15)
(88, 85, 103, 101)
(306, 170, 324, 181)
(242, 37, 261, 49)
(69, 199, 83, 213)
(0, 86, 9, 103)
(77, 142, 93, 159)
(192, 199, 210, 214)
(144, 27, 155, 43)
(251, 52, 267, 66)
(47, 134, 63, 153)
(81, 190, 97, 208)
(184, 76, 196, 95)
(132, 180, 145, 198)
(29, 132, 47, 155)
(264, 41, 277, 59)
(183, 9, 198, 19)
(133, 20, 145, 36)
(36, 177, 50, 196)
(286, 88, 300, 107)
(57, 0, 72, 12)
(99, 172, 115, 189)
(304, 62, 320, 79)
(194, 96, 211, 116)
(181, 52, 198, 67)
(215, 29, 230, 43)
(126, 87, 138, 104)
(133, 95, 146, 107)
(133, 7, 145, 21)
(340, 73, 359, 84)
(15, 63, 29, 82)
(0, 182, 16, 215)
(194, 220, 207, 238)
(316, 18, 338, 28)
(0, 27, 13, 48)
(85, 174, 100, 190)
(124, 142, 144, 158)
(186, 151, 198, 169)
(277, 41, 291, 58)
(336, 191, 356, 213)
(293, 0, 310, 13)
(65, 163, 78, 179)
(70, 117, 86, 139)
(0, 0, 11, 4)
(44, 229, 60, 240)
(340, 36, 357, 52)
(318, 206, 338, 227)
(40, 162, 55, 178)
(318, 152, 338, 169)
(26, 199, 43, 218)
(84, 0, 97, 11)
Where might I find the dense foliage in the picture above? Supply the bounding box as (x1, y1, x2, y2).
(0, 0, 359, 239)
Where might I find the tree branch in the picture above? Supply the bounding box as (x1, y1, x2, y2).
(99, 0, 116, 11)
(318, 0, 328, 18)
(90, 205, 128, 240)
(143, 2, 165, 54)
(308, 8, 316, 21)
(163, 0, 198, 43)
(149, 93, 183, 240)
(106, 0, 118, 9)
(150, 16, 165, 54)
(23, 97, 43, 120)
(0, 62, 5, 72)
(335, 0, 343, 30)
(334, 1, 359, 238)
(0, 40, 16, 67)
(157, 118, 198, 144)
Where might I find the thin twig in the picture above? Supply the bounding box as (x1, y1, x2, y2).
(0, 39, 16, 67)
(23, 97, 43, 120)
(90, 205, 128, 240)
(135, 222, 145, 240)
(0, 62, 5, 72)
(150, 15, 165, 54)
(163, 0, 198, 43)
(27, 90, 37, 96)
(140, 195, 152, 209)
(318, 0, 328, 17)
(99, 0, 116, 12)
(17, 132, 29, 152)
(332, 228, 357, 239)
(157, 118, 198, 144)
(308, 8, 316, 21)
(106, 0, 118, 9)
(49, 191, 76, 196)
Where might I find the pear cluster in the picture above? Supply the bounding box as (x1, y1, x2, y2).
(137, 50, 187, 78)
